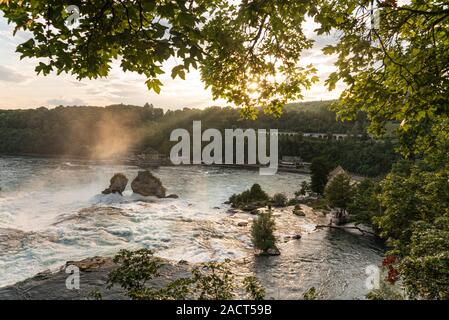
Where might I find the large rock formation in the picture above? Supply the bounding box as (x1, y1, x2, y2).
(102, 173, 128, 195)
(131, 170, 166, 198)
(293, 204, 306, 216)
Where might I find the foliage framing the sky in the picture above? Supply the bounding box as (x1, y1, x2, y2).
(0, 0, 320, 119)
(317, 0, 449, 156)
(1, 0, 448, 153)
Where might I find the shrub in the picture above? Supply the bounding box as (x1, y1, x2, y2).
(190, 260, 235, 300)
(271, 193, 287, 207)
(287, 198, 299, 206)
(365, 259, 404, 300)
(251, 209, 276, 252)
(243, 276, 265, 300)
(295, 181, 312, 197)
(106, 249, 266, 300)
(107, 249, 162, 300)
(229, 183, 269, 208)
(249, 184, 270, 201)
(302, 198, 329, 212)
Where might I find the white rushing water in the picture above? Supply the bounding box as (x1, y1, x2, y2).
(0, 156, 383, 299)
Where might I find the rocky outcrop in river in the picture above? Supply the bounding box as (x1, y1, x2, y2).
(131, 170, 166, 198)
(102, 173, 128, 195)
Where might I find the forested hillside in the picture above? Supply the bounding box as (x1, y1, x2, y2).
(0, 102, 397, 176)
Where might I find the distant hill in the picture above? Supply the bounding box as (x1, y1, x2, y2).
(284, 100, 336, 113)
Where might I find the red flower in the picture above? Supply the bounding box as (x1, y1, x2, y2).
(387, 266, 399, 284)
(382, 255, 397, 267)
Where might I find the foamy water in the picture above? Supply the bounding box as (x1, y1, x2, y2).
(0, 156, 383, 299)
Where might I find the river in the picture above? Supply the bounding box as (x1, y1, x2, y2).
(0, 156, 384, 299)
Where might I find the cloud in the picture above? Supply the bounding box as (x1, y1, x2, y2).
(0, 15, 346, 110)
(0, 65, 27, 82)
(67, 80, 88, 87)
(85, 88, 103, 95)
(46, 97, 87, 106)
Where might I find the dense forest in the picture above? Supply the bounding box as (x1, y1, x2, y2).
(0, 101, 397, 177)
(278, 137, 396, 177)
(0, 104, 163, 158)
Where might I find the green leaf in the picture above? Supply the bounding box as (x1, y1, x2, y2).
(171, 65, 186, 80)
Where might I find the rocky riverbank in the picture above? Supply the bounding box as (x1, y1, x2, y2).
(0, 255, 193, 300)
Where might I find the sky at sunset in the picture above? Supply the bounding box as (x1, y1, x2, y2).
(0, 12, 346, 110)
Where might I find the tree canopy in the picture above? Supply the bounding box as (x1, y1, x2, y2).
(0, 0, 322, 118)
(0, 1, 445, 139)
(324, 172, 353, 218)
(318, 1, 449, 156)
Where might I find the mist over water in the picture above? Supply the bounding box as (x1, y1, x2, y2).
(0, 156, 383, 298)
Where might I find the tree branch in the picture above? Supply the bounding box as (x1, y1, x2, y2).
(315, 224, 378, 237)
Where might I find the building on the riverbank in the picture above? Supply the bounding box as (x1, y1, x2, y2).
(327, 165, 366, 187)
(279, 156, 311, 171)
(135, 147, 166, 168)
